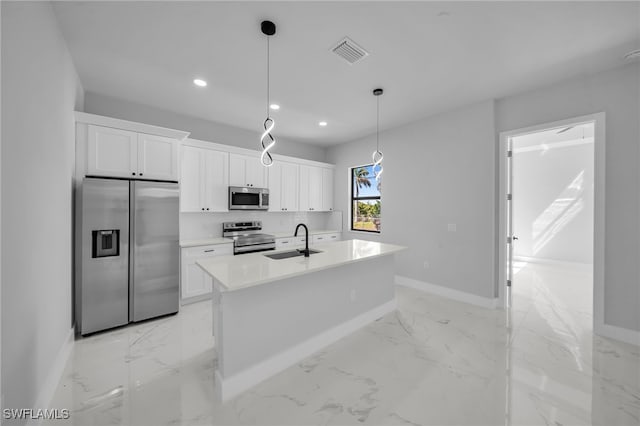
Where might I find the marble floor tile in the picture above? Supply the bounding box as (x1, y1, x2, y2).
(45, 262, 639, 425)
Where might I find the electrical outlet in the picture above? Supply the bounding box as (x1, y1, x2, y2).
(350, 289, 356, 302)
(447, 223, 457, 232)
(423, 261, 430, 269)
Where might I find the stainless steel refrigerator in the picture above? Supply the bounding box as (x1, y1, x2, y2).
(76, 178, 179, 335)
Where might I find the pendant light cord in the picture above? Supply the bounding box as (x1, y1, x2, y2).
(260, 30, 275, 167)
(266, 36, 270, 117)
(376, 96, 380, 151)
(372, 88, 384, 180)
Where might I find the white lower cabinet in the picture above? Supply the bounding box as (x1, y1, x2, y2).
(311, 233, 341, 245)
(275, 236, 307, 249)
(275, 232, 341, 249)
(181, 243, 233, 302)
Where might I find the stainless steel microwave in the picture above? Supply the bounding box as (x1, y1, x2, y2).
(229, 186, 269, 210)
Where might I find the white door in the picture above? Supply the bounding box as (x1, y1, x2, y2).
(204, 149, 229, 212)
(281, 162, 299, 211)
(506, 137, 514, 306)
(87, 125, 138, 178)
(180, 146, 204, 212)
(137, 133, 178, 181)
(321, 168, 334, 211)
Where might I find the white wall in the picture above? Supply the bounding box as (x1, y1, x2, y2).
(512, 126, 594, 264)
(496, 63, 640, 333)
(328, 62, 639, 335)
(327, 100, 497, 300)
(84, 92, 327, 163)
(1, 1, 84, 418)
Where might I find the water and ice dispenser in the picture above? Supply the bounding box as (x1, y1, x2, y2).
(92, 229, 120, 258)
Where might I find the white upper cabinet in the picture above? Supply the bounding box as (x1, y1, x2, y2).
(87, 124, 179, 181)
(180, 145, 228, 213)
(281, 162, 300, 211)
(299, 165, 334, 212)
(269, 161, 299, 212)
(180, 146, 203, 212)
(87, 125, 138, 178)
(322, 167, 334, 211)
(299, 165, 323, 211)
(229, 153, 268, 188)
(137, 133, 179, 181)
(204, 149, 229, 212)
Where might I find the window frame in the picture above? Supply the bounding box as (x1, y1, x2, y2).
(350, 164, 381, 234)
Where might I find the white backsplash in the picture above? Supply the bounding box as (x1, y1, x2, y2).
(180, 210, 343, 240)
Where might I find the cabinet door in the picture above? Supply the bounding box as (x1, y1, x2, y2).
(299, 165, 311, 211)
(180, 146, 204, 212)
(321, 168, 334, 211)
(308, 166, 323, 211)
(87, 125, 138, 178)
(245, 155, 268, 188)
(204, 150, 229, 212)
(137, 133, 179, 181)
(181, 244, 233, 301)
(228, 153, 247, 187)
(182, 260, 211, 299)
(281, 162, 299, 211)
(268, 162, 283, 211)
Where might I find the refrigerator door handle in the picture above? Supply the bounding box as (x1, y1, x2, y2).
(129, 180, 135, 322)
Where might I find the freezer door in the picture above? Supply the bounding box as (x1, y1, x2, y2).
(131, 180, 179, 322)
(80, 178, 130, 335)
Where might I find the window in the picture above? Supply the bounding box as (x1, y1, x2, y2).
(351, 164, 381, 233)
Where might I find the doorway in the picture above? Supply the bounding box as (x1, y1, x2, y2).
(498, 113, 605, 332)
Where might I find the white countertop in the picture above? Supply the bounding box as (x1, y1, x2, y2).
(180, 229, 341, 247)
(179, 237, 233, 248)
(197, 239, 406, 292)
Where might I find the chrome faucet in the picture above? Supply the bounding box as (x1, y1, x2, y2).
(294, 223, 310, 257)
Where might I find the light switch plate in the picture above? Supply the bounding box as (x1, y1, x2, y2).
(447, 223, 457, 232)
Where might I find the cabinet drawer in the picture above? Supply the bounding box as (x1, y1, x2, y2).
(183, 243, 233, 259)
(312, 233, 341, 244)
(275, 236, 306, 249)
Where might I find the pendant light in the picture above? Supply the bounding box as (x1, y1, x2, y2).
(260, 20, 276, 167)
(372, 88, 384, 180)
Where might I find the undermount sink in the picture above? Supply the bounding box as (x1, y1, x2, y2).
(264, 249, 322, 260)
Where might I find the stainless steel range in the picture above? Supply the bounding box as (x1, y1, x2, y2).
(223, 221, 276, 255)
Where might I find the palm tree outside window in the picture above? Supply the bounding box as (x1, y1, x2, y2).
(351, 164, 381, 233)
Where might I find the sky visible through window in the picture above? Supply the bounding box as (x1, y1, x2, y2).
(352, 164, 381, 197)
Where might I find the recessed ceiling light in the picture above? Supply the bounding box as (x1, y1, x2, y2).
(318, 121, 328, 127)
(270, 104, 280, 110)
(193, 78, 207, 87)
(624, 49, 640, 61)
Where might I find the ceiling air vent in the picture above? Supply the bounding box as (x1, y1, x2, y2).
(330, 37, 369, 65)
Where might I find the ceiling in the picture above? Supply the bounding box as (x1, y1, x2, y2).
(52, 1, 639, 146)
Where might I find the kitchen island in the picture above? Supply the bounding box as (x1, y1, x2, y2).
(197, 238, 405, 400)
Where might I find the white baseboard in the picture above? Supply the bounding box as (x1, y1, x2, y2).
(180, 292, 212, 306)
(595, 321, 640, 347)
(215, 299, 396, 401)
(28, 327, 74, 426)
(395, 275, 497, 309)
(513, 255, 591, 268)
